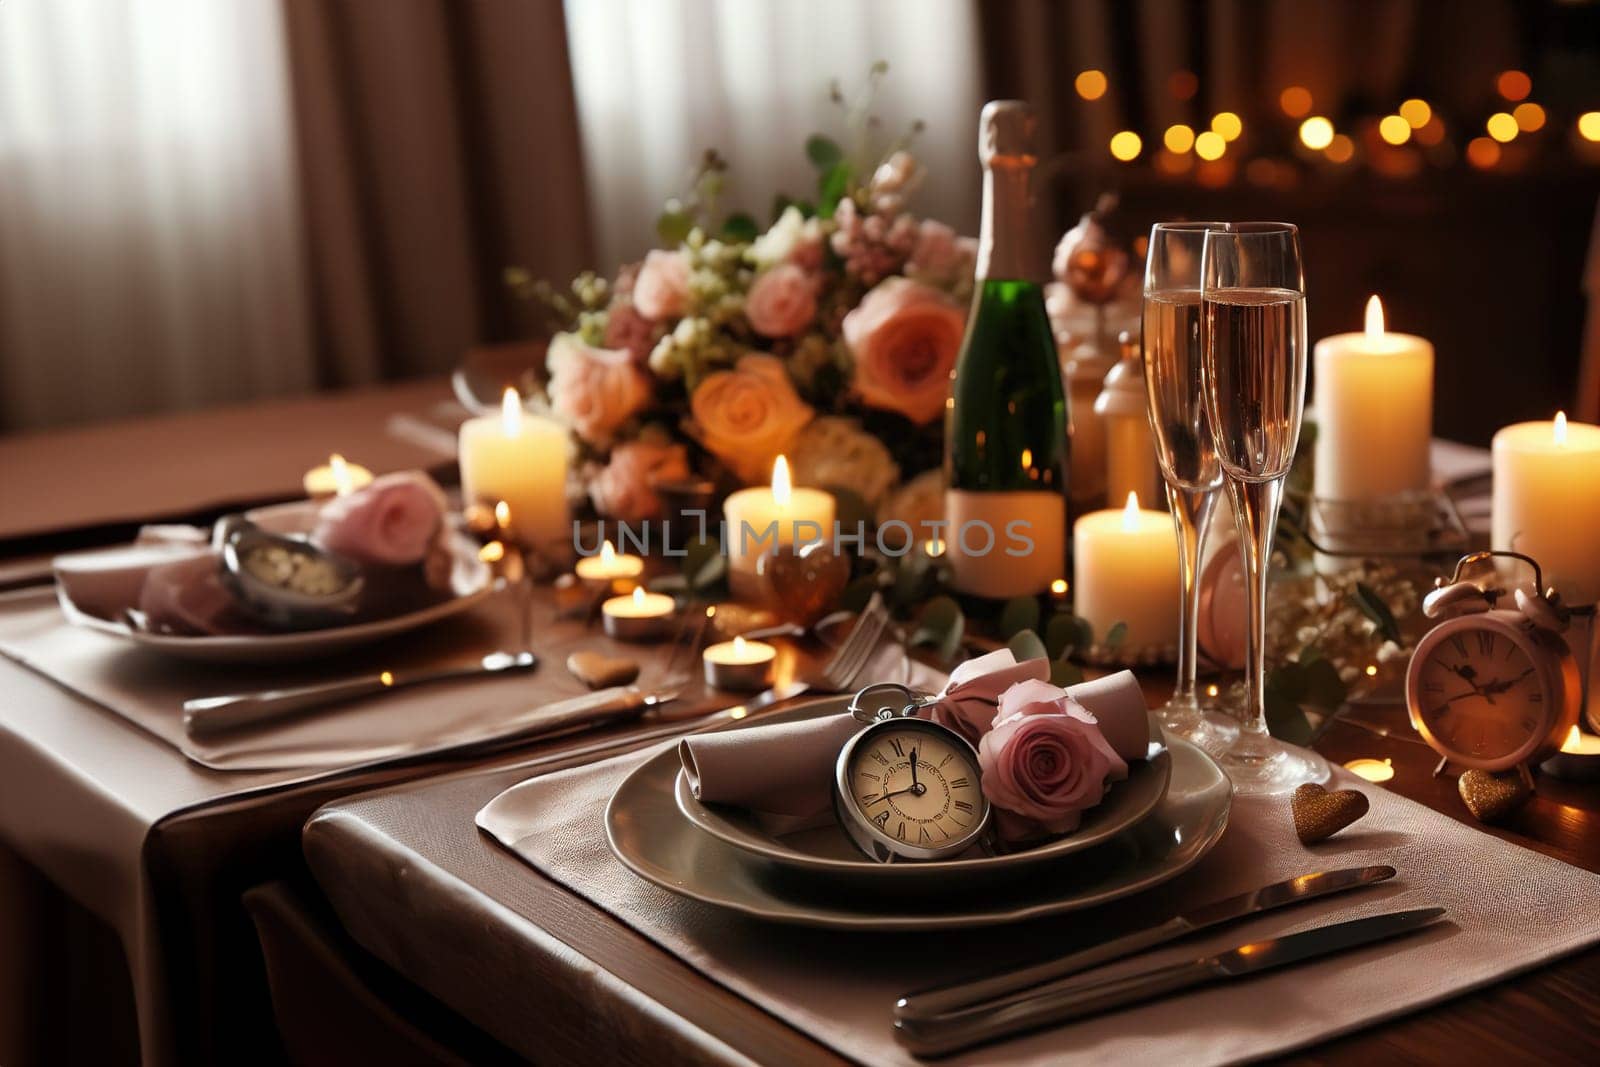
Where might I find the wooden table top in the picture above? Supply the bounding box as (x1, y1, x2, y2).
(303, 680, 1600, 1066)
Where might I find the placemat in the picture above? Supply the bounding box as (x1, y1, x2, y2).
(479, 721, 1600, 1066)
(0, 586, 721, 773)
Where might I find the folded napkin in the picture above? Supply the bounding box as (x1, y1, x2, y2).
(680, 661, 1150, 819)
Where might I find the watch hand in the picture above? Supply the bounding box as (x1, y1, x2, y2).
(909, 748, 923, 795)
(1481, 668, 1535, 696)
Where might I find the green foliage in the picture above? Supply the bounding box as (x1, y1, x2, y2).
(656, 209, 693, 246)
(721, 212, 759, 243)
(1006, 629, 1047, 664)
(909, 596, 964, 665)
(805, 134, 843, 169)
(817, 162, 852, 218)
(680, 537, 727, 593)
(1351, 582, 1403, 645)
(1103, 621, 1128, 651)
(1044, 613, 1093, 660)
(998, 596, 1040, 640)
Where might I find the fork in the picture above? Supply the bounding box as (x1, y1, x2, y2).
(525, 602, 711, 725)
(733, 592, 894, 714)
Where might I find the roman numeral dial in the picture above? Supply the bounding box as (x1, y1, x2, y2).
(847, 722, 986, 856)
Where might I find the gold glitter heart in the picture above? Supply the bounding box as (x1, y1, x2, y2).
(1457, 769, 1530, 823)
(1291, 783, 1369, 844)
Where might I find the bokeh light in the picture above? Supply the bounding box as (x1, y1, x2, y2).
(1496, 70, 1532, 102)
(1299, 116, 1335, 150)
(1513, 103, 1545, 132)
(1168, 70, 1199, 100)
(1486, 112, 1518, 143)
(1279, 86, 1313, 118)
(1109, 130, 1143, 161)
(1194, 130, 1226, 160)
(1398, 98, 1432, 129)
(1154, 148, 1193, 175)
(1580, 112, 1600, 142)
(1211, 112, 1243, 141)
(1075, 70, 1108, 100)
(1466, 136, 1502, 168)
(1164, 124, 1196, 153)
(1378, 115, 1411, 145)
(1324, 134, 1355, 164)
(1414, 115, 1446, 146)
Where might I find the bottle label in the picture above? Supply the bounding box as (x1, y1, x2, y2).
(943, 490, 1066, 597)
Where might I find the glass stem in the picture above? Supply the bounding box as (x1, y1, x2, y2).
(1165, 482, 1218, 711)
(1227, 474, 1285, 757)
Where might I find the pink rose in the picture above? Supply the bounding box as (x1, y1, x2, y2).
(978, 678, 1129, 840)
(633, 249, 690, 321)
(603, 300, 656, 363)
(312, 471, 447, 566)
(690, 354, 814, 483)
(546, 332, 653, 446)
(842, 277, 965, 425)
(924, 648, 1049, 745)
(906, 219, 978, 290)
(745, 264, 817, 338)
(590, 439, 691, 522)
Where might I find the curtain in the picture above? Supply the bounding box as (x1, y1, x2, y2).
(283, 0, 595, 385)
(0, 0, 314, 432)
(563, 0, 984, 269)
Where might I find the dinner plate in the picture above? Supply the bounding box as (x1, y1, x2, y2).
(605, 699, 1231, 930)
(673, 713, 1171, 893)
(57, 501, 493, 664)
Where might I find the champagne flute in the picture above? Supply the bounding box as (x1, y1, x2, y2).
(1199, 223, 1331, 795)
(1141, 222, 1238, 755)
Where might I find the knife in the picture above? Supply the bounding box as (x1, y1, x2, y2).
(896, 865, 1396, 1025)
(895, 905, 1447, 1058)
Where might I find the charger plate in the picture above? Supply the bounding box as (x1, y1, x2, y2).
(605, 698, 1231, 930)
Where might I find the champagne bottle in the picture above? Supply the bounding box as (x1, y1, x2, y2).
(944, 100, 1068, 598)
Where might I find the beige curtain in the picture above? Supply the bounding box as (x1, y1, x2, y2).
(284, 0, 596, 386)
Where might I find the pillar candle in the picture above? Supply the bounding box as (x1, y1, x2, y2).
(1313, 296, 1434, 499)
(1073, 490, 1181, 653)
(1492, 413, 1600, 603)
(722, 456, 835, 598)
(458, 387, 570, 548)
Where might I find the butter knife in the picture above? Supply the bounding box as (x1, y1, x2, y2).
(896, 864, 1395, 1025)
(895, 905, 1446, 1058)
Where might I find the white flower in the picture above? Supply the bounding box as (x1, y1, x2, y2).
(789, 417, 900, 508)
(748, 206, 806, 270)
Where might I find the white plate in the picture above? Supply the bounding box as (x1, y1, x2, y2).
(605, 698, 1231, 930)
(673, 716, 1171, 894)
(57, 501, 493, 664)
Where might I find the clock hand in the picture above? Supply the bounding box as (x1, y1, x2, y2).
(909, 748, 924, 796)
(1480, 668, 1536, 696)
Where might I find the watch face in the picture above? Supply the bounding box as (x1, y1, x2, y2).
(842, 720, 986, 857)
(1413, 623, 1546, 764)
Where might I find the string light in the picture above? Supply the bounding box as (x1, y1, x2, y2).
(1164, 124, 1196, 153)
(1299, 116, 1335, 150)
(1486, 112, 1518, 143)
(1398, 98, 1432, 128)
(1194, 131, 1226, 160)
(1496, 70, 1532, 102)
(1379, 115, 1411, 145)
(1211, 112, 1243, 141)
(1279, 86, 1313, 118)
(1109, 130, 1143, 161)
(1074, 70, 1108, 100)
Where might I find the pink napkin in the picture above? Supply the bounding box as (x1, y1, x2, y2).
(679, 660, 1151, 818)
(53, 530, 213, 622)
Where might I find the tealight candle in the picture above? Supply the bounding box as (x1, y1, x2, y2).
(1539, 725, 1600, 783)
(1344, 758, 1395, 784)
(702, 634, 777, 691)
(1313, 296, 1434, 500)
(601, 586, 676, 642)
(1492, 412, 1600, 603)
(459, 387, 570, 548)
(1072, 491, 1181, 654)
(575, 540, 644, 594)
(722, 455, 835, 601)
(303, 453, 373, 499)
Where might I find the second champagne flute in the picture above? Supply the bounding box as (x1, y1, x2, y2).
(1199, 222, 1331, 796)
(1141, 222, 1238, 755)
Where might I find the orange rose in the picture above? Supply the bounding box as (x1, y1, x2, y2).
(690, 354, 814, 483)
(842, 277, 965, 425)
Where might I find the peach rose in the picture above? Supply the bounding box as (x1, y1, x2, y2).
(842, 277, 965, 425)
(546, 333, 652, 446)
(603, 300, 656, 363)
(745, 264, 817, 339)
(633, 249, 690, 321)
(906, 219, 978, 290)
(313, 470, 447, 567)
(589, 439, 691, 522)
(690, 354, 814, 483)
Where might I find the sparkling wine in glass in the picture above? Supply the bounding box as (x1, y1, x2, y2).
(1141, 223, 1238, 755)
(1200, 223, 1330, 796)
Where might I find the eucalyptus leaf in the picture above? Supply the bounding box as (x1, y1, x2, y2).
(1265, 690, 1315, 745)
(839, 574, 880, 614)
(998, 596, 1040, 640)
(1007, 629, 1047, 664)
(681, 537, 726, 592)
(817, 162, 852, 218)
(1104, 621, 1128, 651)
(891, 551, 933, 610)
(656, 210, 693, 245)
(805, 134, 843, 169)
(1269, 660, 1309, 703)
(909, 595, 964, 664)
(826, 486, 874, 538)
(1303, 658, 1348, 710)
(1049, 659, 1085, 687)
(1045, 613, 1093, 660)
(1351, 582, 1402, 645)
(721, 212, 758, 243)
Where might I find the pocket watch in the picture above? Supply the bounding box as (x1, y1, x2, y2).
(1405, 551, 1580, 773)
(834, 683, 990, 863)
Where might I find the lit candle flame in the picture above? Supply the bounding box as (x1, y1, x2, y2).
(925, 537, 946, 558)
(494, 500, 511, 529)
(599, 541, 616, 566)
(733, 635, 747, 657)
(1554, 411, 1568, 446)
(632, 586, 647, 608)
(1120, 490, 1141, 532)
(1364, 295, 1385, 338)
(329, 453, 355, 496)
(1563, 724, 1582, 751)
(478, 541, 505, 563)
(771, 455, 792, 508)
(501, 387, 522, 436)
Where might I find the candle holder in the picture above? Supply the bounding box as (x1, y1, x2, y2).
(601, 588, 677, 642)
(1306, 489, 1470, 563)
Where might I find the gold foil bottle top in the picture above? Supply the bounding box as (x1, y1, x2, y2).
(979, 100, 1037, 169)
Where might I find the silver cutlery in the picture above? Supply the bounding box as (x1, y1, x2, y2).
(896, 864, 1396, 1027)
(894, 905, 1447, 1058)
(183, 651, 539, 737)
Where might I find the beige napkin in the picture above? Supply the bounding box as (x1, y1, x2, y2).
(481, 732, 1600, 1067)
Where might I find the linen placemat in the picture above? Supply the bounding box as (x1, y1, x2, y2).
(0, 586, 723, 773)
(479, 732, 1600, 1066)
